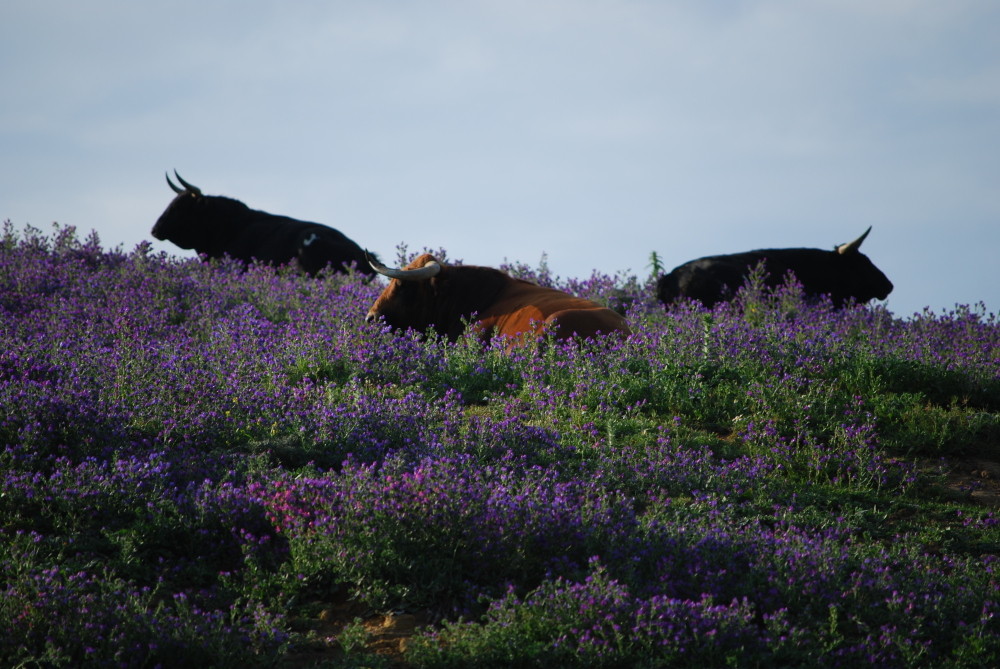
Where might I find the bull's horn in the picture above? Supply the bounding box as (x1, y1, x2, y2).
(836, 226, 871, 255)
(165, 172, 184, 194)
(366, 250, 442, 280)
(172, 170, 202, 195)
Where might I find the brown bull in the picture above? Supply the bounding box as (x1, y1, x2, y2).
(365, 253, 631, 346)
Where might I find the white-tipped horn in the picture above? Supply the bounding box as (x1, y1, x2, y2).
(836, 226, 872, 255)
(366, 251, 442, 280)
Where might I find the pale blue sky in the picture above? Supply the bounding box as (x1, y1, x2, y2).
(2, 1, 998, 318)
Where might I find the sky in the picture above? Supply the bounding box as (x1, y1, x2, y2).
(2, 0, 998, 319)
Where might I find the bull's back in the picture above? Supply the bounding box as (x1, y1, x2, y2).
(659, 252, 798, 307)
(222, 216, 317, 262)
(545, 307, 630, 339)
(658, 259, 743, 307)
(479, 283, 630, 341)
(230, 217, 364, 269)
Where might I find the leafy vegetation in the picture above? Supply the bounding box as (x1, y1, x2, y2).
(2, 222, 999, 667)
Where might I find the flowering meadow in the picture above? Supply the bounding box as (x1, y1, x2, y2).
(2, 221, 999, 668)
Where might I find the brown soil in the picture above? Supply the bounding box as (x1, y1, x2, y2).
(938, 456, 1000, 506)
(280, 592, 431, 668)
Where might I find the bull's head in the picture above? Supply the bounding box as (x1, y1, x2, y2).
(151, 170, 208, 247)
(833, 226, 893, 301)
(365, 252, 447, 334)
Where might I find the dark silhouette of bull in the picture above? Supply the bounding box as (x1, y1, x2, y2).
(365, 252, 631, 347)
(151, 171, 374, 277)
(656, 227, 893, 308)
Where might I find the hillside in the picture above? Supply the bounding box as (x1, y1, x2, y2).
(2, 223, 999, 667)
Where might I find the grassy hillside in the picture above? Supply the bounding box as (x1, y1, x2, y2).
(2, 222, 999, 667)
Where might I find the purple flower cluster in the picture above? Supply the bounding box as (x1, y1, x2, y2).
(414, 517, 999, 666)
(256, 453, 638, 610)
(415, 558, 767, 666)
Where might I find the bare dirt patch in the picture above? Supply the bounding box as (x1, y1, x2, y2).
(280, 592, 431, 668)
(938, 456, 1000, 506)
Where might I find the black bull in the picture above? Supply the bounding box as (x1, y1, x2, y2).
(656, 227, 893, 308)
(151, 171, 374, 277)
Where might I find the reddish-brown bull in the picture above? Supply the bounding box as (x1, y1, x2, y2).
(365, 253, 631, 346)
